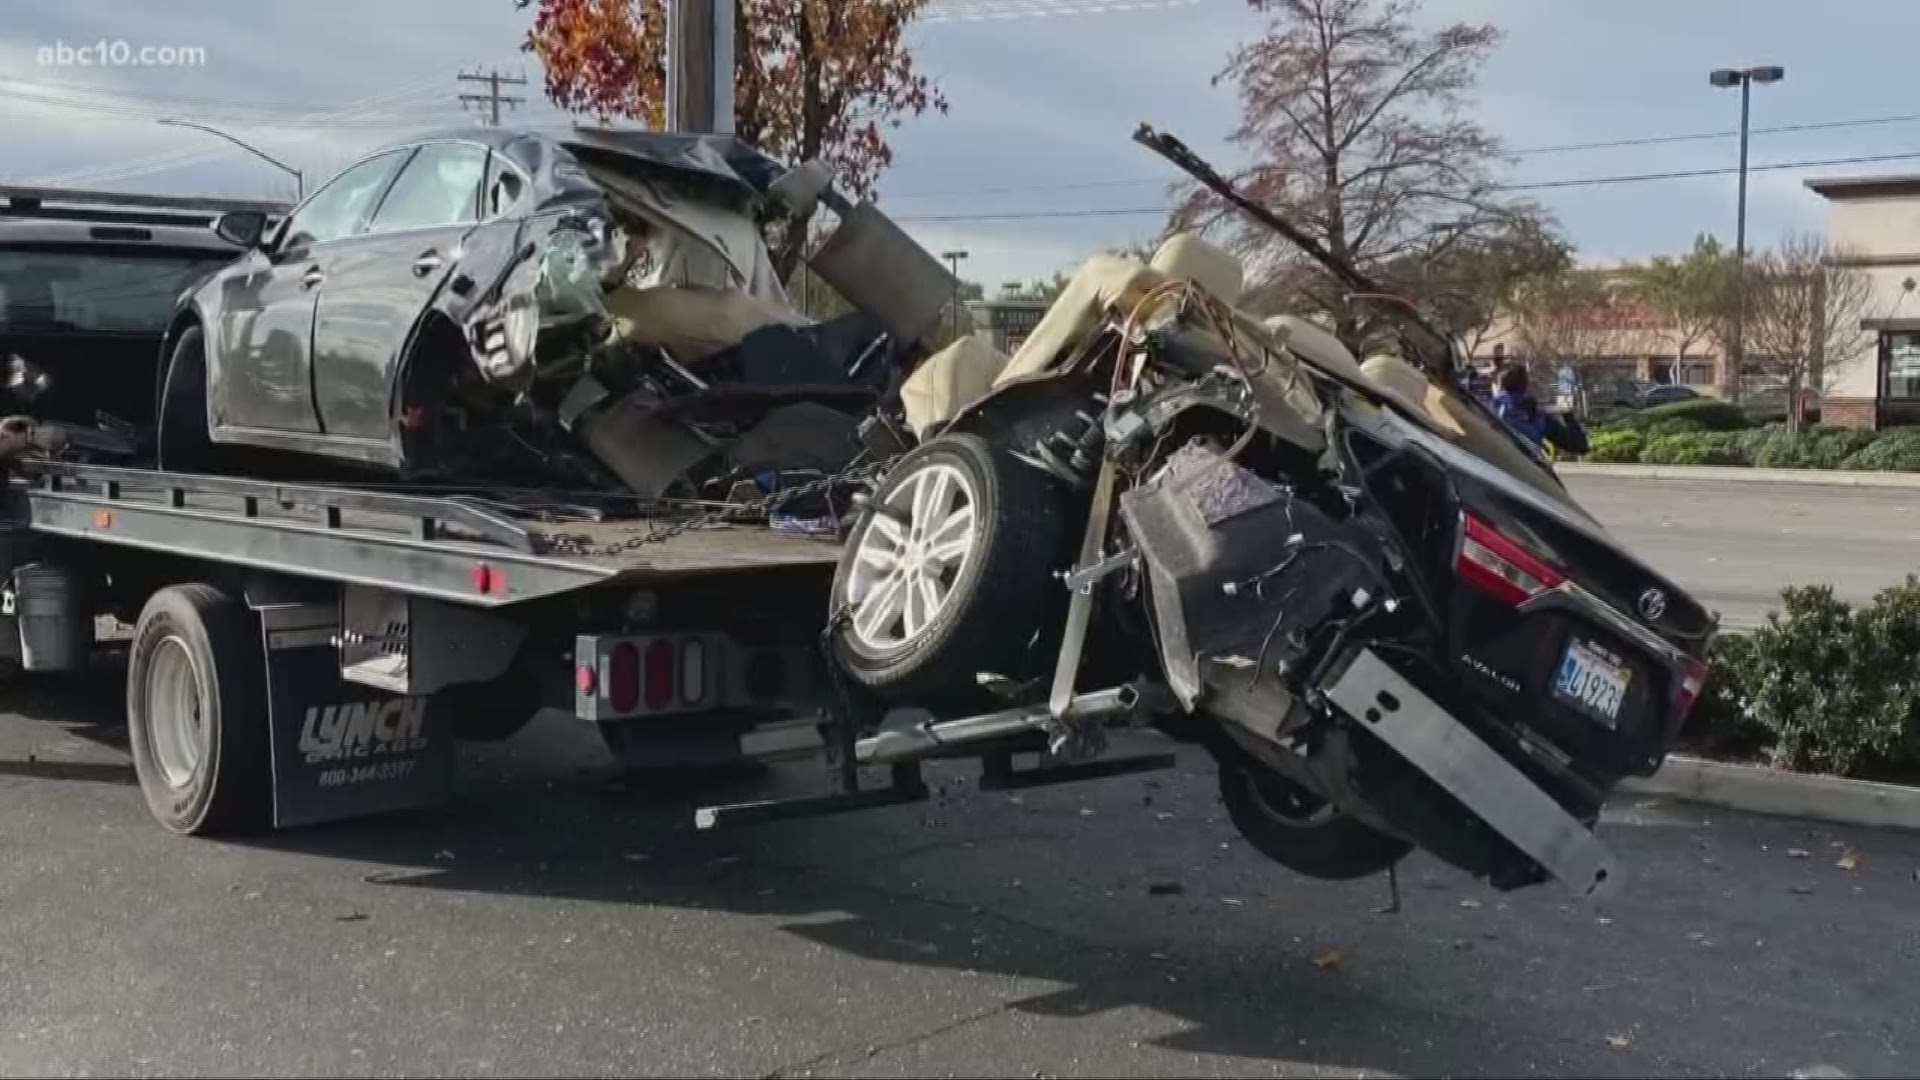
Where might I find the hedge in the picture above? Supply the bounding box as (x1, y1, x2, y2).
(1583, 429, 1644, 463)
(1841, 429, 1920, 471)
(1638, 431, 1750, 466)
(1580, 420, 1920, 472)
(1637, 398, 1753, 432)
(1689, 579, 1920, 779)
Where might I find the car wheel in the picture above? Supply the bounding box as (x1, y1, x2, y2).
(125, 584, 270, 835)
(1218, 764, 1412, 881)
(830, 433, 1072, 707)
(158, 326, 215, 473)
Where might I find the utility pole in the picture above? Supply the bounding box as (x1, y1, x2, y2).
(1709, 64, 1785, 404)
(666, 0, 735, 134)
(457, 69, 527, 127)
(942, 250, 969, 341)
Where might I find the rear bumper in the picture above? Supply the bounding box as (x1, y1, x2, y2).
(1323, 648, 1617, 899)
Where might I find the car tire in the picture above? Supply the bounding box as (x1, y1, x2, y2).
(1218, 764, 1412, 881)
(125, 583, 271, 836)
(157, 326, 215, 473)
(830, 433, 1072, 706)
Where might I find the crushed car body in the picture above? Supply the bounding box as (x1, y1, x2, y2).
(156, 126, 953, 512)
(815, 125, 1715, 898)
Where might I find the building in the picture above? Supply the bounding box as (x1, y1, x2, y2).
(1469, 264, 1727, 397)
(965, 298, 1050, 354)
(1805, 174, 1920, 428)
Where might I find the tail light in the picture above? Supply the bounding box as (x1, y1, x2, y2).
(1675, 657, 1710, 716)
(607, 643, 640, 712)
(644, 640, 675, 711)
(1456, 513, 1566, 607)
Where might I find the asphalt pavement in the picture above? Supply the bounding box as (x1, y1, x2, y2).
(1564, 475, 1920, 630)
(4, 668, 1918, 1078)
(6, 472, 1920, 1077)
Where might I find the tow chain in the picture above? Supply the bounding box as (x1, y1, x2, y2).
(541, 456, 898, 557)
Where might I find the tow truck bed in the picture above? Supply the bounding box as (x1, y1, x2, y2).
(6, 459, 841, 606)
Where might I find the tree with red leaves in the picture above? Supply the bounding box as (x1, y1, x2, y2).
(519, 0, 947, 274)
(1179, 0, 1531, 338)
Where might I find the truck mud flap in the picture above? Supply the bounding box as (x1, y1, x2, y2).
(257, 601, 454, 829)
(1322, 649, 1616, 899)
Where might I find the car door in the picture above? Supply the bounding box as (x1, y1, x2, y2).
(310, 141, 488, 441)
(211, 149, 406, 434)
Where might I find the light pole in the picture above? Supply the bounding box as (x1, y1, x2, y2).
(157, 118, 304, 199)
(941, 249, 969, 340)
(1709, 64, 1785, 403)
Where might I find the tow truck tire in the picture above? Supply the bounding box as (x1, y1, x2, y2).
(126, 584, 270, 836)
(1218, 764, 1412, 881)
(157, 326, 214, 474)
(830, 433, 1071, 705)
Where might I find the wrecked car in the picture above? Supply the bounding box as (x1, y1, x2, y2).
(156, 126, 950, 506)
(822, 127, 1715, 896)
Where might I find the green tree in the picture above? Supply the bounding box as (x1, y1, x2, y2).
(1381, 214, 1571, 355)
(1631, 234, 1733, 381)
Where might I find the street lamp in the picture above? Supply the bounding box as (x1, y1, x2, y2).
(941, 249, 969, 340)
(1708, 64, 1785, 403)
(157, 118, 304, 199)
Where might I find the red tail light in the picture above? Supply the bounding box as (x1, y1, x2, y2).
(1676, 657, 1710, 716)
(608, 643, 640, 712)
(644, 640, 675, 711)
(1457, 513, 1566, 607)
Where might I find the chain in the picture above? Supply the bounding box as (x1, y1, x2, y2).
(541, 456, 897, 557)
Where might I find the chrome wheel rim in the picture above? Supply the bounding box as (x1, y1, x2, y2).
(844, 461, 978, 651)
(147, 635, 206, 789)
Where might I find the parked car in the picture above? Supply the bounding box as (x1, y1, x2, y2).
(1638, 383, 1700, 407)
(0, 187, 260, 428)
(157, 125, 953, 501)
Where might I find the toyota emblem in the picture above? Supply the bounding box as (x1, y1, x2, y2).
(1637, 588, 1668, 622)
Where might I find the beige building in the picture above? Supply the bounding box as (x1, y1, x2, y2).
(1806, 174, 1920, 428)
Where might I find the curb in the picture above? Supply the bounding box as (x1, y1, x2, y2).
(1556, 462, 1920, 488)
(1621, 755, 1920, 832)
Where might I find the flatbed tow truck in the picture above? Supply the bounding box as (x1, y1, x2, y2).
(0, 453, 1168, 834)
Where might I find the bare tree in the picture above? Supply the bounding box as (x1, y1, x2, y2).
(1381, 213, 1571, 355)
(1178, 0, 1528, 343)
(1505, 270, 1618, 386)
(1742, 234, 1874, 431)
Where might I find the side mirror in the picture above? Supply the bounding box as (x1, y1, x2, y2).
(214, 210, 269, 249)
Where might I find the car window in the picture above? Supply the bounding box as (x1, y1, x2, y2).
(0, 248, 228, 333)
(483, 154, 527, 218)
(369, 143, 488, 233)
(280, 150, 407, 250)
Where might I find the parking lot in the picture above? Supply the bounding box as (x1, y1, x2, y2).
(4, 676, 1915, 1078)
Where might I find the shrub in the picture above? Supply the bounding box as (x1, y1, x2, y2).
(1842, 428, 1920, 472)
(1638, 431, 1749, 466)
(1638, 397, 1752, 432)
(1645, 417, 1708, 439)
(1681, 634, 1772, 759)
(1806, 426, 1879, 470)
(1583, 429, 1644, 463)
(1748, 425, 1870, 469)
(1728, 581, 1920, 778)
(1733, 422, 1788, 459)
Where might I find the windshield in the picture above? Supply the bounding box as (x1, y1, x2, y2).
(0, 248, 227, 334)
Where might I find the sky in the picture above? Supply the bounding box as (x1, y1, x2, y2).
(6, 0, 1920, 290)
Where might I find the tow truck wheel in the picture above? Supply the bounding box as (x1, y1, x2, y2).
(1218, 764, 1412, 881)
(831, 433, 1070, 706)
(126, 584, 270, 835)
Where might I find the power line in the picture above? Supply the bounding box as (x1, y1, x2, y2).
(884, 110, 1920, 200)
(0, 87, 467, 128)
(889, 148, 1920, 223)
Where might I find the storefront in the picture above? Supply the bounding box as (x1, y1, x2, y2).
(1805, 175, 1920, 428)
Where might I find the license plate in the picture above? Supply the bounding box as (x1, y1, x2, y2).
(1552, 640, 1631, 726)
